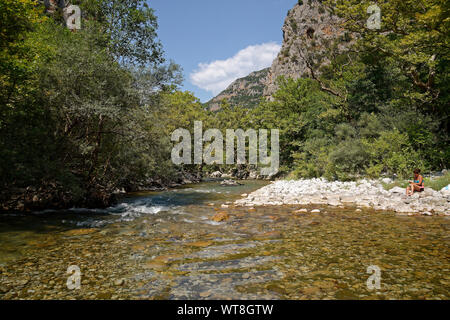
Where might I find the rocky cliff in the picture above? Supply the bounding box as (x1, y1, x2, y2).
(205, 68, 269, 111)
(264, 0, 351, 98)
(206, 0, 352, 107)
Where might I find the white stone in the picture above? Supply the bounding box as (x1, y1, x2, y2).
(210, 171, 222, 178)
(390, 186, 405, 194)
(234, 179, 450, 215)
(327, 200, 341, 206)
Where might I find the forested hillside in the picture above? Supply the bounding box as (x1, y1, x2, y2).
(212, 0, 449, 180)
(205, 68, 269, 111)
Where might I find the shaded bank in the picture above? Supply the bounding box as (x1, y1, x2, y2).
(0, 171, 203, 213)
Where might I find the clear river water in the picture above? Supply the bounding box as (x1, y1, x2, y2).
(0, 180, 448, 300)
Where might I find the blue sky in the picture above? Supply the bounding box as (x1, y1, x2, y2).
(148, 0, 297, 102)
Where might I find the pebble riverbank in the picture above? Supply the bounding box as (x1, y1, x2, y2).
(235, 179, 450, 216)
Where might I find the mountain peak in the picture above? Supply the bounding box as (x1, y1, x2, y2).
(205, 68, 270, 111)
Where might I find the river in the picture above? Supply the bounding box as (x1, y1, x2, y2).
(0, 180, 448, 299)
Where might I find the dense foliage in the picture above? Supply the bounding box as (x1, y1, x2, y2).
(210, 0, 449, 180)
(0, 0, 190, 209)
(0, 0, 448, 210)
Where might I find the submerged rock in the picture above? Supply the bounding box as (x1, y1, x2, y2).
(211, 212, 230, 222)
(114, 279, 125, 286)
(220, 179, 243, 186)
(63, 228, 98, 236)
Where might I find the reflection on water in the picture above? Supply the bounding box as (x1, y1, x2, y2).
(0, 180, 449, 300)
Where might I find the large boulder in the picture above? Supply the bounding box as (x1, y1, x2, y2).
(389, 186, 405, 194)
(422, 188, 437, 196)
(249, 170, 259, 179)
(210, 171, 222, 178)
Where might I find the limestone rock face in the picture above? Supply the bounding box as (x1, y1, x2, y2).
(205, 1, 353, 106)
(263, 0, 351, 98)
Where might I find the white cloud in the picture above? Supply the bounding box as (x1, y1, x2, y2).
(190, 42, 280, 95)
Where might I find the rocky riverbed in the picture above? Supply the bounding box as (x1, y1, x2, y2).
(235, 179, 450, 216)
(0, 181, 449, 300)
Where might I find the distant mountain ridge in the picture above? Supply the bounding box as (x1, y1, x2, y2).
(205, 68, 269, 111)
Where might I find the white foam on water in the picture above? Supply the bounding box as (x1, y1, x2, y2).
(169, 207, 186, 215)
(203, 220, 222, 226)
(108, 201, 170, 215)
(131, 205, 168, 215)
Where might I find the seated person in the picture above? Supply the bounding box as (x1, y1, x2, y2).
(406, 168, 425, 196)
